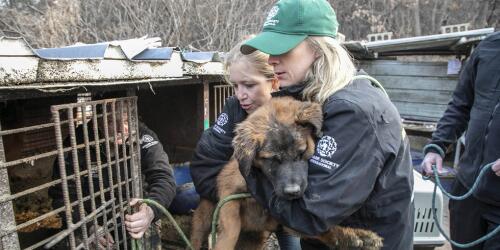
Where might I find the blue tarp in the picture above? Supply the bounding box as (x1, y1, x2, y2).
(134, 47, 174, 60)
(34, 43, 175, 60)
(35, 44, 108, 60)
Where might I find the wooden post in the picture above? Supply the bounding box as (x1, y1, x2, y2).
(203, 80, 210, 130)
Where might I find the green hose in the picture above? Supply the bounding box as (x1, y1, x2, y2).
(424, 162, 500, 248)
(210, 193, 252, 249)
(131, 198, 194, 250)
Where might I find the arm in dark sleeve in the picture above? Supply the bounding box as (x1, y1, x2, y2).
(427, 51, 478, 154)
(245, 100, 384, 236)
(190, 100, 240, 202)
(139, 124, 176, 221)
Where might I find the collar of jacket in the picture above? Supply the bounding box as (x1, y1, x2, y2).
(271, 83, 306, 100)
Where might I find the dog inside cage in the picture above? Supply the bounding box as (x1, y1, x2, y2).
(0, 97, 149, 250)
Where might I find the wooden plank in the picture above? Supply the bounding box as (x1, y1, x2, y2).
(0, 57, 39, 85)
(373, 75, 458, 91)
(359, 60, 454, 77)
(387, 89, 453, 105)
(393, 101, 448, 121)
(203, 81, 210, 130)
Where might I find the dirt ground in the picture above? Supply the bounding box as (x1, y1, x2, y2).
(162, 202, 455, 250)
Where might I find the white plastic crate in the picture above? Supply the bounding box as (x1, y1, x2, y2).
(413, 170, 446, 246)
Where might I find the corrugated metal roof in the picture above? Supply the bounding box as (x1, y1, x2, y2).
(344, 28, 495, 59)
(0, 37, 226, 86)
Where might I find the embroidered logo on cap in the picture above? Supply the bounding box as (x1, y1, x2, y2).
(264, 6, 280, 26)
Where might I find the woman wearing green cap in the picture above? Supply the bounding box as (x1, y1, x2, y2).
(190, 39, 301, 249)
(239, 0, 414, 249)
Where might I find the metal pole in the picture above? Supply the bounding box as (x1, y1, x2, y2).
(51, 107, 77, 249)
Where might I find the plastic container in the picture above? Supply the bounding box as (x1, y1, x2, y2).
(168, 162, 200, 215)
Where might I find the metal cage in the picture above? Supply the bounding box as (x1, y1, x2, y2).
(0, 97, 143, 250)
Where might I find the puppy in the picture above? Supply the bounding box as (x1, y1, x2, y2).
(191, 97, 383, 250)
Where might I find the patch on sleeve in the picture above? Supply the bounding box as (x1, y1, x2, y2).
(213, 113, 228, 134)
(141, 134, 158, 149)
(141, 134, 155, 144)
(309, 135, 340, 170)
(317, 136, 337, 157)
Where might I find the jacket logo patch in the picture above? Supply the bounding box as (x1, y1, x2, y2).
(141, 134, 155, 144)
(142, 141, 158, 149)
(216, 113, 229, 126)
(317, 135, 337, 158)
(309, 155, 340, 170)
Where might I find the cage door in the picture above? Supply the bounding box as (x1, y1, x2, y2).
(48, 97, 142, 250)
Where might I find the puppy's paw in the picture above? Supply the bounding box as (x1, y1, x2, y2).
(354, 229, 383, 249)
(335, 233, 363, 248)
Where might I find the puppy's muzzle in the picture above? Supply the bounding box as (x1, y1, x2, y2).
(283, 184, 302, 197)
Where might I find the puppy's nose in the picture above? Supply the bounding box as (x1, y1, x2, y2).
(283, 184, 301, 196)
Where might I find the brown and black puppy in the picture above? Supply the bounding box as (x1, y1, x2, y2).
(191, 97, 383, 250)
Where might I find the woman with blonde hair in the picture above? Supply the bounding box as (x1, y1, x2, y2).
(190, 39, 301, 249)
(240, 0, 414, 249)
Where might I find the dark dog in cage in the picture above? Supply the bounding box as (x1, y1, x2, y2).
(190, 97, 383, 250)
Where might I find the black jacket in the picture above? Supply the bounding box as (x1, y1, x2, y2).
(190, 97, 247, 202)
(424, 31, 500, 206)
(49, 122, 176, 222)
(244, 76, 414, 250)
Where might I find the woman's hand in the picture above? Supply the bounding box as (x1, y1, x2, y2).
(89, 225, 114, 249)
(492, 159, 500, 176)
(125, 199, 155, 239)
(421, 152, 443, 176)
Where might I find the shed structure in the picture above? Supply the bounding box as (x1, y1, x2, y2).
(0, 37, 227, 250)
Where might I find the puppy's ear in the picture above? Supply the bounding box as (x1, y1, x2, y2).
(296, 101, 323, 138)
(233, 122, 259, 177)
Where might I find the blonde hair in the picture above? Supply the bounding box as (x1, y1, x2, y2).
(223, 40, 275, 85)
(302, 36, 356, 104)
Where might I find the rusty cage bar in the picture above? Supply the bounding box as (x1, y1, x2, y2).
(0, 96, 142, 250)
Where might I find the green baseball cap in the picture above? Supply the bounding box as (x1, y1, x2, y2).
(241, 0, 338, 55)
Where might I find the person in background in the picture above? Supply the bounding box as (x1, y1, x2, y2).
(49, 108, 176, 249)
(190, 39, 301, 249)
(422, 31, 500, 250)
(238, 0, 414, 249)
